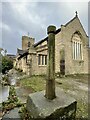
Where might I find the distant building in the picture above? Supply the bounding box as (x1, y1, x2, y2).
(7, 54, 16, 59)
(15, 13, 90, 75)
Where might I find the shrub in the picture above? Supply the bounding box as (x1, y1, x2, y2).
(2, 56, 13, 74)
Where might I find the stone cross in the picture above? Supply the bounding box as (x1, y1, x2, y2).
(45, 25, 56, 100)
(75, 11, 78, 17)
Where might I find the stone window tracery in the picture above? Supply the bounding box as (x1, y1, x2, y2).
(72, 33, 83, 60)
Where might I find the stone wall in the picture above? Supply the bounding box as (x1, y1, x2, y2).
(55, 31, 63, 73)
(88, 48, 90, 74)
(35, 41, 48, 75)
(29, 53, 37, 75)
(21, 57, 27, 73)
(62, 17, 89, 75)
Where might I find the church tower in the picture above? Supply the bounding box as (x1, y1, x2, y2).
(22, 36, 35, 50)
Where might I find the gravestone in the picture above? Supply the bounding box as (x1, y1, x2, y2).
(26, 25, 77, 120)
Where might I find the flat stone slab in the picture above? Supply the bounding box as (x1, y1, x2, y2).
(2, 107, 21, 120)
(26, 88, 77, 120)
(15, 87, 34, 104)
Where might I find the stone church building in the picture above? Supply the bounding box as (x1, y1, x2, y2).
(15, 13, 90, 76)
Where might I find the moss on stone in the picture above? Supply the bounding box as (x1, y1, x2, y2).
(2, 86, 22, 113)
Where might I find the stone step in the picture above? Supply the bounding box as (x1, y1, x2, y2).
(2, 107, 21, 120)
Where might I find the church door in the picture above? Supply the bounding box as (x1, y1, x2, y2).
(60, 49, 65, 75)
(60, 60, 65, 75)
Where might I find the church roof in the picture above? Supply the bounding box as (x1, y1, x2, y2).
(64, 16, 77, 27)
(65, 15, 88, 37)
(34, 28, 61, 47)
(17, 48, 28, 55)
(17, 48, 28, 60)
(34, 14, 88, 47)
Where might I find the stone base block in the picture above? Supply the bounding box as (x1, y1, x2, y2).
(26, 88, 77, 120)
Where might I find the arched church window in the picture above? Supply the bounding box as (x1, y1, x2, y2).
(72, 33, 83, 60)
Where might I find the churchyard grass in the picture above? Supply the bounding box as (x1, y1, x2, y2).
(19, 74, 89, 119)
(20, 75, 46, 92)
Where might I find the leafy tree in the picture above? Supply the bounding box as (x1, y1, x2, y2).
(2, 56, 13, 74)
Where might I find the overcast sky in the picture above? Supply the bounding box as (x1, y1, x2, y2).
(0, 0, 89, 54)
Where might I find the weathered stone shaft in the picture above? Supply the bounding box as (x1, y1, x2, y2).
(45, 25, 56, 100)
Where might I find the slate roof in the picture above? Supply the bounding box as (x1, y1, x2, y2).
(17, 48, 28, 55)
(34, 17, 77, 47)
(34, 28, 61, 47)
(7, 54, 16, 57)
(34, 15, 88, 47)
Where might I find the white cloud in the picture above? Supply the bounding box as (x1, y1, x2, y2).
(2, 23, 11, 31)
(65, 2, 88, 14)
(9, 2, 46, 30)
